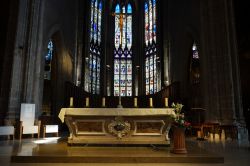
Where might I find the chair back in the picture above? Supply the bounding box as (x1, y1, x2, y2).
(20, 103, 35, 127)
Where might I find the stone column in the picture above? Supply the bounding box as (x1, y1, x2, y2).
(200, 0, 238, 125)
(6, 0, 43, 121)
(6, 0, 31, 122)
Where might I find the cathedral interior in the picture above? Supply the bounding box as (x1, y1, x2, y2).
(0, 0, 250, 153)
(1, 0, 250, 165)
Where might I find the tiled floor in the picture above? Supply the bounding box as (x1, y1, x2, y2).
(0, 137, 249, 166)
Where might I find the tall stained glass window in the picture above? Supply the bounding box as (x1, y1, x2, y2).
(85, 0, 102, 94)
(192, 43, 199, 59)
(191, 42, 200, 84)
(114, 3, 133, 96)
(44, 39, 53, 80)
(145, 0, 159, 95)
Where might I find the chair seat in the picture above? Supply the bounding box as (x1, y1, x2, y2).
(22, 125, 39, 134)
(44, 125, 58, 133)
(0, 126, 15, 136)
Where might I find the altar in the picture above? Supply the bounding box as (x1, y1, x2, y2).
(59, 108, 175, 145)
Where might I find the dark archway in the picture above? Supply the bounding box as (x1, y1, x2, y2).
(188, 42, 201, 109)
(41, 31, 73, 124)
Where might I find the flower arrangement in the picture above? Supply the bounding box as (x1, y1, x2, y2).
(171, 102, 191, 128)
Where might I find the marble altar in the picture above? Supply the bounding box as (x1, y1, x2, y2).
(59, 108, 175, 145)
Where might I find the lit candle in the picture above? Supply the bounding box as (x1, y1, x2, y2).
(214, 133, 220, 142)
(149, 98, 153, 107)
(70, 97, 73, 107)
(165, 98, 169, 107)
(134, 97, 138, 107)
(85, 97, 89, 107)
(102, 97, 105, 107)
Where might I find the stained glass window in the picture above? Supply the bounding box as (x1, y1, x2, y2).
(44, 39, 53, 80)
(114, 3, 133, 96)
(145, 0, 159, 95)
(191, 42, 200, 84)
(85, 0, 102, 94)
(192, 43, 199, 59)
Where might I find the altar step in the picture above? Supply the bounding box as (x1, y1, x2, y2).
(11, 140, 223, 163)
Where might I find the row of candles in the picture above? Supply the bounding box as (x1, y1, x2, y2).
(69, 97, 169, 108)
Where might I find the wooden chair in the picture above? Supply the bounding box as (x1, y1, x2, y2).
(19, 103, 41, 140)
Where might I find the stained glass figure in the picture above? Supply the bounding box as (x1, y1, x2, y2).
(145, 3, 149, 46)
(114, 3, 133, 96)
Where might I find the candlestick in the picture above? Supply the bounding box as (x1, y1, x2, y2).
(134, 97, 138, 107)
(165, 98, 169, 107)
(102, 97, 106, 107)
(149, 98, 153, 108)
(85, 97, 89, 107)
(70, 97, 73, 107)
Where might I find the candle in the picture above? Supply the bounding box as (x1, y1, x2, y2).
(134, 97, 138, 107)
(86, 97, 89, 107)
(149, 98, 153, 107)
(165, 98, 169, 107)
(102, 97, 105, 107)
(221, 129, 225, 141)
(197, 131, 201, 138)
(214, 133, 220, 142)
(70, 97, 73, 107)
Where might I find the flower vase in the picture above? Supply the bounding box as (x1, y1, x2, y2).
(172, 127, 187, 154)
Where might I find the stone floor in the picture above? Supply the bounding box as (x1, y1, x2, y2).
(0, 136, 249, 166)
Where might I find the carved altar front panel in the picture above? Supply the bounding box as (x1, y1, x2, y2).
(60, 108, 175, 145)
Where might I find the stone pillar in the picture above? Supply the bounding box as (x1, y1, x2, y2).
(0, 0, 19, 125)
(6, 0, 30, 122)
(6, 0, 43, 122)
(200, 0, 239, 125)
(225, 0, 245, 125)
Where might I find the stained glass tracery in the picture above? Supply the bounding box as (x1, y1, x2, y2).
(85, 0, 102, 94)
(44, 39, 53, 80)
(114, 3, 133, 96)
(145, 0, 159, 95)
(192, 43, 199, 59)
